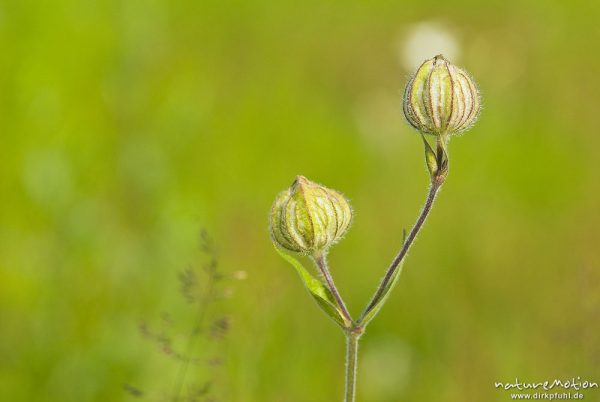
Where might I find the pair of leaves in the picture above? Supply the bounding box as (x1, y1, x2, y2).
(275, 246, 405, 330)
(422, 134, 449, 180)
(274, 247, 351, 329)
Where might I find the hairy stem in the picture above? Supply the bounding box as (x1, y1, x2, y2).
(344, 331, 361, 402)
(359, 180, 442, 323)
(314, 253, 353, 326)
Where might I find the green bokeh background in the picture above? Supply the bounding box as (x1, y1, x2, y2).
(1, 1, 599, 401)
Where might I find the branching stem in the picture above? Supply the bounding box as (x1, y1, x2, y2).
(309, 160, 446, 402)
(359, 179, 442, 323)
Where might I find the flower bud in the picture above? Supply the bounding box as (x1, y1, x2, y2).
(270, 176, 352, 255)
(403, 55, 480, 136)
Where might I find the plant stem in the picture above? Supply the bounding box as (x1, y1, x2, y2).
(359, 180, 442, 323)
(314, 253, 353, 326)
(344, 331, 361, 402)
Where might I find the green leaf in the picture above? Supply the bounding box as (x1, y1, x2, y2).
(435, 135, 450, 179)
(421, 134, 438, 178)
(358, 261, 405, 327)
(274, 246, 350, 328)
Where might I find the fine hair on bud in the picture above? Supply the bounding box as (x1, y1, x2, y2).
(270, 176, 353, 256)
(403, 54, 481, 137)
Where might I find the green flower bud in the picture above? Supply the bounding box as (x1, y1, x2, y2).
(403, 54, 480, 136)
(270, 176, 352, 256)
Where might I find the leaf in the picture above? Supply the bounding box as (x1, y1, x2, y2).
(358, 261, 405, 327)
(421, 134, 438, 178)
(435, 136, 450, 178)
(274, 247, 350, 328)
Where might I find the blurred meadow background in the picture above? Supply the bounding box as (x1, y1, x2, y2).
(1, 0, 600, 401)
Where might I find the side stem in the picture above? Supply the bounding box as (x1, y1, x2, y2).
(344, 331, 361, 402)
(359, 180, 442, 323)
(314, 253, 353, 326)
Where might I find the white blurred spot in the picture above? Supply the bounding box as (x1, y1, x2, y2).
(233, 270, 248, 280)
(399, 22, 460, 71)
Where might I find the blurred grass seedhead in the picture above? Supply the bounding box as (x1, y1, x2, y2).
(127, 230, 232, 402)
